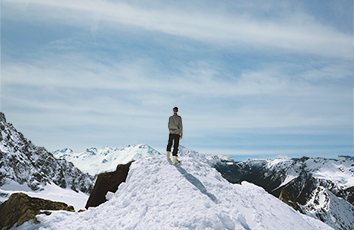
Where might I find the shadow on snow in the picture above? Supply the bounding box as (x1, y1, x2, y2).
(173, 162, 219, 204)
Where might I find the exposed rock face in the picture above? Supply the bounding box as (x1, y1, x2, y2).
(207, 156, 267, 184)
(0, 193, 74, 230)
(0, 112, 94, 195)
(278, 189, 304, 214)
(210, 156, 354, 230)
(211, 156, 354, 207)
(85, 162, 133, 209)
(0, 112, 6, 123)
(303, 186, 354, 230)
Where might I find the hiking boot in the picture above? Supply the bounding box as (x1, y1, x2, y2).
(166, 151, 171, 160)
(173, 156, 181, 165)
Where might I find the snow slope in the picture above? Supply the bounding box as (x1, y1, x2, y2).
(303, 186, 354, 230)
(0, 181, 88, 211)
(52, 144, 162, 175)
(16, 155, 332, 230)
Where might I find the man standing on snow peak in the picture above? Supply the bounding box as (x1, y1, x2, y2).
(166, 107, 183, 165)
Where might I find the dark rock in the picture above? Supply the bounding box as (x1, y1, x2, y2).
(278, 189, 304, 214)
(85, 162, 133, 209)
(0, 193, 74, 230)
(212, 159, 267, 184)
(0, 112, 6, 123)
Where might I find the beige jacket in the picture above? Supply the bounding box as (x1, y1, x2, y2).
(168, 113, 183, 136)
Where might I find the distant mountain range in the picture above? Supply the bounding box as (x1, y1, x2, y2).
(1, 111, 353, 229)
(52, 144, 162, 175)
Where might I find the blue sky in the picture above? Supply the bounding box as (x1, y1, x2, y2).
(1, 0, 353, 161)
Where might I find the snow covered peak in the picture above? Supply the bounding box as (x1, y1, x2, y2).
(85, 147, 98, 155)
(53, 148, 74, 155)
(178, 145, 200, 157)
(205, 154, 235, 166)
(264, 157, 354, 190)
(24, 155, 332, 230)
(52, 144, 162, 175)
(338, 155, 354, 161)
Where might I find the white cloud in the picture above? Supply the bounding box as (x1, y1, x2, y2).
(3, 0, 352, 58)
(2, 52, 351, 135)
(2, 0, 352, 156)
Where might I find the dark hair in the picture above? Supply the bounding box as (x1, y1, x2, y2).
(173, 107, 178, 112)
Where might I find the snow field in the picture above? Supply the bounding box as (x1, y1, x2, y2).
(0, 181, 88, 210)
(16, 155, 332, 230)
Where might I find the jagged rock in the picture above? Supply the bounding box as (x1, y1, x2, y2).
(0, 193, 74, 230)
(278, 189, 304, 213)
(0, 112, 94, 194)
(85, 162, 133, 209)
(0, 112, 6, 123)
(303, 186, 354, 230)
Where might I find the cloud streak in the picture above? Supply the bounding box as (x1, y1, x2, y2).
(3, 0, 352, 58)
(1, 0, 352, 157)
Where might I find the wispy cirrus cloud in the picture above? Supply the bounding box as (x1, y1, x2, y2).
(3, 0, 352, 58)
(1, 0, 352, 157)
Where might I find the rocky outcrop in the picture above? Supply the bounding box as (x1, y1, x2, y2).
(0, 112, 6, 123)
(303, 187, 354, 230)
(0, 112, 94, 194)
(0, 193, 74, 230)
(278, 189, 304, 214)
(85, 162, 133, 209)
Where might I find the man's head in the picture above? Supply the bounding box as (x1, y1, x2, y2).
(173, 107, 178, 113)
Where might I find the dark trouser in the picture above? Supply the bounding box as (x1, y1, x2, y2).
(166, 134, 180, 156)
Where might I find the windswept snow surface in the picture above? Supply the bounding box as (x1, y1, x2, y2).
(52, 144, 162, 175)
(17, 155, 332, 230)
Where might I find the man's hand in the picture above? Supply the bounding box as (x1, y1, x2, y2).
(180, 135, 183, 140)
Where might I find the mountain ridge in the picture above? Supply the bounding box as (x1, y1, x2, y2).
(0, 112, 94, 209)
(52, 144, 162, 175)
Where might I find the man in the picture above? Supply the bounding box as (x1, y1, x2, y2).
(166, 107, 183, 165)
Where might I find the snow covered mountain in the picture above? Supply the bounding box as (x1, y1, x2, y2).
(15, 154, 332, 230)
(206, 154, 354, 230)
(0, 112, 94, 209)
(303, 186, 354, 230)
(52, 144, 162, 175)
(246, 157, 354, 206)
(208, 155, 354, 206)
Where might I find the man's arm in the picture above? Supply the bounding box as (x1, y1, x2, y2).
(180, 117, 183, 139)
